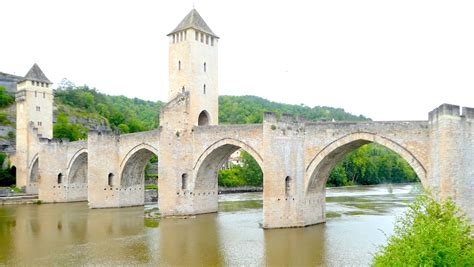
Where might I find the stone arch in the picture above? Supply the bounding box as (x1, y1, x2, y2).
(66, 149, 88, 184)
(305, 132, 427, 195)
(193, 138, 263, 191)
(198, 110, 210, 126)
(28, 154, 39, 184)
(119, 143, 159, 188)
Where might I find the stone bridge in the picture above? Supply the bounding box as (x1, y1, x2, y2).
(14, 98, 474, 229)
(10, 9, 474, 229)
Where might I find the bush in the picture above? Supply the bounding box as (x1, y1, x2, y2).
(373, 193, 474, 266)
(0, 153, 15, 186)
(0, 86, 14, 108)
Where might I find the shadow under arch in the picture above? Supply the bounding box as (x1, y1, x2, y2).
(28, 154, 39, 184)
(305, 132, 427, 195)
(119, 143, 159, 188)
(193, 138, 263, 191)
(66, 148, 88, 184)
(190, 138, 263, 214)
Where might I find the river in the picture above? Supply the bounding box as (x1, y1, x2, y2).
(0, 183, 422, 266)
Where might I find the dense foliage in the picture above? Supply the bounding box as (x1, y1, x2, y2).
(53, 112, 88, 141)
(219, 95, 368, 124)
(0, 86, 14, 108)
(373, 194, 474, 266)
(327, 144, 418, 187)
(218, 151, 263, 187)
(0, 153, 15, 187)
(54, 80, 162, 135)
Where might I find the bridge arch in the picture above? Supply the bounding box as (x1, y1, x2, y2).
(119, 143, 159, 188)
(66, 149, 88, 184)
(305, 132, 427, 195)
(193, 138, 263, 191)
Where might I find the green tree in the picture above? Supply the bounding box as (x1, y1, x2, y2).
(0, 86, 14, 108)
(118, 124, 130, 134)
(373, 194, 474, 266)
(239, 151, 263, 186)
(53, 113, 87, 141)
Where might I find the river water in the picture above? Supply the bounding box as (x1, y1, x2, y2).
(0, 183, 422, 266)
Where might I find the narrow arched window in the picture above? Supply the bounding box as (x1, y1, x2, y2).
(204, 62, 207, 72)
(182, 173, 188, 190)
(285, 176, 291, 196)
(108, 173, 114, 186)
(57, 173, 63, 184)
(198, 110, 210, 126)
(203, 84, 206, 94)
(178, 60, 181, 70)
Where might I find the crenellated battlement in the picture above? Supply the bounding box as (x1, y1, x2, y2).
(429, 103, 474, 122)
(263, 112, 305, 124)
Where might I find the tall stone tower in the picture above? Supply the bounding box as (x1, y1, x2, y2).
(167, 9, 219, 126)
(14, 64, 53, 192)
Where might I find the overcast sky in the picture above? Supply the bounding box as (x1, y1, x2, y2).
(2, 0, 474, 120)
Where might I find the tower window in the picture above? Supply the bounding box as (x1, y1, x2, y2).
(173, 34, 176, 43)
(46, 84, 49, 88)
(36, 106, 40, 111)
(203, 84, 206, 94)
(41, 82, 44, 87)
(285, 176, 291, 196)
(181, 173, 188, 190)
(184, 31, 187, 40)
(178, 60, 181, 70)
(108, 173, 114, 186)
(201, 33, 204, 42)
(57, 173, 63, 184)
(204, 62, 207, 72)
(37, 121, 42, 126)
(195, 30, 198, 40)
(211, 37, 214, 46)
(206, 35, 209, 45)
(35, 91, 37, 97)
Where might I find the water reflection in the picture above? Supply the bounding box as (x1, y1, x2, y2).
(157, 215, 223, 265)
(0, 183, 422, 265)
(264, 225, 326, 266)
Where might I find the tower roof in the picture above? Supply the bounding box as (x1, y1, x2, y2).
(168, 9, 218, 38)
(23, 63, 51, 84)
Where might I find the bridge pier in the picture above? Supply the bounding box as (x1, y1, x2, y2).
(428, 104, 474, 221)
(262, 112, 321, 228)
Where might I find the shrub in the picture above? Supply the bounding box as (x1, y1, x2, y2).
(0, 86, 14, 108)
(373, 193, 474, 266)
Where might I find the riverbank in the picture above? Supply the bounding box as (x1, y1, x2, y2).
(0, 194, 38, 205)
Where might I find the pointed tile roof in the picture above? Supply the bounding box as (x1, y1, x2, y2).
(23, 63, 51, 84)
(168, 9, 218, 38)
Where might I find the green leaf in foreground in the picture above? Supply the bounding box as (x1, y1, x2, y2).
(373, 193, 474, 266)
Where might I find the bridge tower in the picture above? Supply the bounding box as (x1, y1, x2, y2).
(167, 8, 219, 126)
(14, 64, 53, 192)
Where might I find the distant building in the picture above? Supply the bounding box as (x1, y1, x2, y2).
(0, 72, 23, 93)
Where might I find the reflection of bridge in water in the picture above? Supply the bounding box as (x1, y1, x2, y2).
(11, 9, 473, 228)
